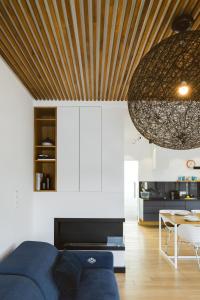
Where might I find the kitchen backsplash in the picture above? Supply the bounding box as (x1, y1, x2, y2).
(139, 181, 200, 199)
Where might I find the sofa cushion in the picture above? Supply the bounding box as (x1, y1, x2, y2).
(0, 274, 44, 300)
(70, 251, 113, 270)
(76, 269, 120, 300)
(54, 251, 82, 299)
(0, 241, 59, 300)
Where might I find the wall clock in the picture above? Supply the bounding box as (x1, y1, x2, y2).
(186, 160, 196, 168)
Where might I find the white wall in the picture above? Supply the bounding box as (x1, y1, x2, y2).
(0, 58, 33, 258)
(33, 102, 125, 244)
(124, 161, 138, 221)
(124, 108, 200, 181)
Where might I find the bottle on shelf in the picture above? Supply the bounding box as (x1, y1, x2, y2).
(36, 173, 43, 191)
(41, 174, 47, 190)
(46, 174, 51, 190)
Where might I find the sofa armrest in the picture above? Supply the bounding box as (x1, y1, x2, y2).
(67, 251, 114, 270)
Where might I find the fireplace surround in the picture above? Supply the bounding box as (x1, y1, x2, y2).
(54, 218, 125, 249)
(54, 218, 125, 272)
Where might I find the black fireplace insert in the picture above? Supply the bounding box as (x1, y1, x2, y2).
(54, 218, 125, 250)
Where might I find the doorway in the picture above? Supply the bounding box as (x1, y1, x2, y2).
(124, 160, 139, 221)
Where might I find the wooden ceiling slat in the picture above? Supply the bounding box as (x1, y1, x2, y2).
(184, 0, 199, 15)
(149, 0, 180, 47)
(1, 0, 200, 100)
(121, 0, 185, 100)
(81, 0, 92, 99)
(99, 0, 111, 100)
(70, 0, 87, 99)
(95, 0, 101, 100)
(0, 49, 38, 98)
(92, 0, 97, 99)
(0, 27, 46, 99)
(53, 0, 78, 99)
(116, 0, 156, 100)
(141, 0, 172, 56)
(62, 0, 84, 99)
(36, 0, 70, 99)
(192, 1, 200, 29)
(88, 0, 95, 100)
(74, 0, 90, 99)
(56, 0, 79, 99)
(0, 41, 40, 98)
(111, 0, 144, 100)
(19, 0, 61, 99)
(73, 0, 90, 100)
(27, 0, 66, 99)
(0, 11, 48, 99)
(110, 0, 140, 100)
(107, 0, 127, 100)
(47, 0, 76, 99)
(10, 0, 60, 99)
(101, 0, 116, 100)
(0, 0, 54, 99)
(160, 0, 190, 41)
(98, 0, 106, 99)
(103, 0, 119, 101)
(119, 0, 165, 100)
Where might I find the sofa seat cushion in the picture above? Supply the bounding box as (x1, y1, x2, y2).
(0, 241, 59, 300)
(54, 252, 82, 298)
(76, 269, 119, 300)
(0, 274, 44, 300)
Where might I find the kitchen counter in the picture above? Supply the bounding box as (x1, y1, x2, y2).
(141, 197, 200, 201)
(139, 198, 200, 223)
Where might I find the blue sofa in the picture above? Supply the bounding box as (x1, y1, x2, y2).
(0, 241, 120, 300)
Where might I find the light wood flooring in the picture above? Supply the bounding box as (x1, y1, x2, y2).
(116, 221, 200, 300)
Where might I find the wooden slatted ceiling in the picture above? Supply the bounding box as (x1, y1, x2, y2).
(1, 0, 200, 100)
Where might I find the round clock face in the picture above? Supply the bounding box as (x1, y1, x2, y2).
(186, 160, 195, 168)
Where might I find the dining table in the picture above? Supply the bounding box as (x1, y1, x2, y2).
(159, 212, 200, 269)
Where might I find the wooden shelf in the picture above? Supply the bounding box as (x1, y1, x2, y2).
(35, 118, 56, 121)
(35, 159, 56, 162)
(34, 107, 57, 192)
(35, 145, 56, 148)
(34, 190, 56, 192)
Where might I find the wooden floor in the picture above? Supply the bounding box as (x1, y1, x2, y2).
(116, 221, 200, 300)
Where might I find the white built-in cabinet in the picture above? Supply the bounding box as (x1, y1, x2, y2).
(57, 106, 123, 193)
(102, 107, 123, 192)
(80, 107, 102, 191)
(57, 107, 79, 191)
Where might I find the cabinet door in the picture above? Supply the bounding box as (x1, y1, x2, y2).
(57, 107, 79, 191)
(143, 201, 165, 213)
(102, 107, 124, 192)
(143, 213, 159, 221)
(80, 107, 101, 191)
(164, 201, 185, 210)
(186, 201, 200, 210)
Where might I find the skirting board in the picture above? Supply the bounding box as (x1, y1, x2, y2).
(114, 267, 126, 273)
(138, 219, 158, 227)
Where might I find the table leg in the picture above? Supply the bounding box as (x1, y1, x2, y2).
(174, 224, 178, 269)
(159, 214, 162, 251)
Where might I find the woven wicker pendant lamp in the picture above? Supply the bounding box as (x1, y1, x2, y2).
(128, 15, 200, 150)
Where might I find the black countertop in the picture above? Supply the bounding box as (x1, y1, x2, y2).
(140, 197, 200, 201)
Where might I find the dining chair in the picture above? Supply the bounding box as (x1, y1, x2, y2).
(178, 224, 200, 269)
(159, 210, 189, 254)
(160, 210, 175, 254)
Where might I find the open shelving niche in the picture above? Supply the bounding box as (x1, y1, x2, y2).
(34, 107, 57, 192)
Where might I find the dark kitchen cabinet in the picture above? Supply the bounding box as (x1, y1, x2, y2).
(139, 199, 200, 222)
